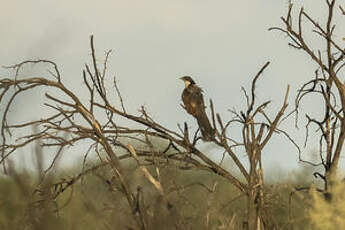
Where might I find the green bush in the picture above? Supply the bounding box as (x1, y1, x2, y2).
(309, 182, 345, 230)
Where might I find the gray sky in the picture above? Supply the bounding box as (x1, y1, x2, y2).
(1, 0, 344, 176)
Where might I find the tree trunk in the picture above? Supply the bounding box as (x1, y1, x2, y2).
(247, 163, 260, 230)
(247, 189, 259, 230)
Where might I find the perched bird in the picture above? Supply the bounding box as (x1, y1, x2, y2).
(180, 76, 215, 141)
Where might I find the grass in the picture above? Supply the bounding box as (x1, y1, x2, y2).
(0, 156, 321, 230)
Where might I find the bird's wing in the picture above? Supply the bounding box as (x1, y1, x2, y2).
(192, 85, 206, 116)
(181, 85, 205, 116)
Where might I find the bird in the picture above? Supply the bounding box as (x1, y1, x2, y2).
(180, 76, 215, 141)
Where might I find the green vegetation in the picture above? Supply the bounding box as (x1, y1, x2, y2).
(309, 182, 345, 230)
(0, 159, 319, 230)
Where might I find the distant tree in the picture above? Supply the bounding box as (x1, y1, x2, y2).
(0, 36, 292, 229)
(271, 0, 345, 193)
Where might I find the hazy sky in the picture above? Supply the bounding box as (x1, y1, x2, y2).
(1, 0, 344, 176)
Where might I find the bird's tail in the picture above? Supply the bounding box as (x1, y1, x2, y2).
(196, 111, 215, 141)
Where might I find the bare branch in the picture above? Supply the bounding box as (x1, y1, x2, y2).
(247, 61, 270, 116)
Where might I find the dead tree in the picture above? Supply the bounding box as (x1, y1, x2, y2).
(270, 0, 345, 193)
(0, 36, 292, 229)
